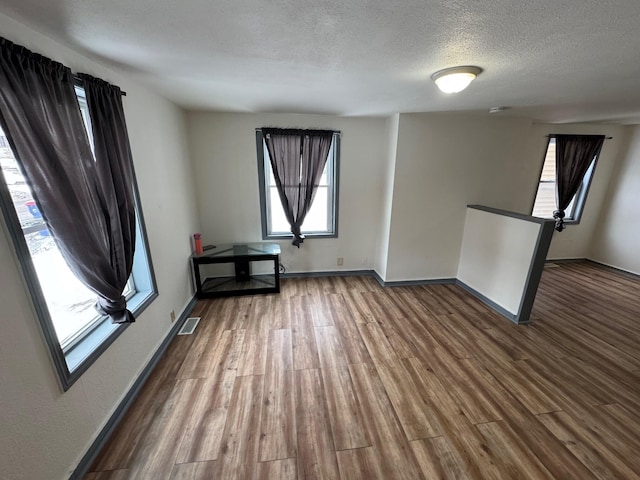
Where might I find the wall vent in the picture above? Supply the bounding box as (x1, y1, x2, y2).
(178, 317, 201, 335)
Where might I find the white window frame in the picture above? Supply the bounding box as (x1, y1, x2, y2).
(0, 84, 157, 391)
(256, 129, 340, 240)
(531, 137, 600, 225)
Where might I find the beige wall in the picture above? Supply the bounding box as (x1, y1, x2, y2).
(589, 125, 640, 274)
(185, 111, 388, 274)
(186, 110, 631, 283)
(374, 114, 399, 280)
(376, 114, 628, 281)
(384, 113, 534, 281)
(0, 13, 199, 480)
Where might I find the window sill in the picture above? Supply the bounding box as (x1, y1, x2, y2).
(62, 288, 158, 389)
(263, 232, 338, 240)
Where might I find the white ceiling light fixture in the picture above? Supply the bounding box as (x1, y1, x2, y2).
(431, 66, 483, 94)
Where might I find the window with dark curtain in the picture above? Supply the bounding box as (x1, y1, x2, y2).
(0, 38, 137, 324)
(262, 128, 335, 247)
(0, 36, 157, 389)
(552, 134, 605, 231)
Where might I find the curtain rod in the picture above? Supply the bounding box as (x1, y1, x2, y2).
(73, 75, 127, 96)
(256, 128, 341, 135)
(546, 134, 612, 139)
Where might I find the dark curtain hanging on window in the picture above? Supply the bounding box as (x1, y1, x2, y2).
(552, 134, 605, 232)
(77, 73, 137, 323)
(263, 128, 333, 247)
(0, 37, 136, 324)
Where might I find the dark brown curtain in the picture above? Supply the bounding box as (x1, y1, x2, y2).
(0, 37, 136, 324)
(263, 128, 333, 247)
(553, 134, 605, 232)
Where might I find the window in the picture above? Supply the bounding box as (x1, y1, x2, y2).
(0, 86, 157, 390)
(531, 138, 597, 223)
(256, 130, 339, 239)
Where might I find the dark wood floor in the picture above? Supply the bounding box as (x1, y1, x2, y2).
(86, 261, 640, 479)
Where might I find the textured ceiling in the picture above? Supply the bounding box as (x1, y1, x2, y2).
(1, 0, 640, 123)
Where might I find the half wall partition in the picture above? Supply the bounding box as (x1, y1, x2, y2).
(457, 205, 554, 324)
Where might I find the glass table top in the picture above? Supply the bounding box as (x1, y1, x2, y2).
(192, 242, 281, 259)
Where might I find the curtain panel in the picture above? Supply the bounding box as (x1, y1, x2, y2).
(262, 128, 333, 247)
(77, 73, 137, 323)
(553, 134, 605, 232)
(0, 37, 136, 324)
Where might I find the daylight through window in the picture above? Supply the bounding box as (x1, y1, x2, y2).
(257, 131, 339, 239)
(0, 90, 137, 350)
(531, 138, 597, 222)
(0, 85, 156, 389)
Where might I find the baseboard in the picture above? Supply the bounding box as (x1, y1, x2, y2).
(281, 269, 375, 279)
(281, 269, 455, 288)
(585, 259, 640, 280)
(70, 295, 198, 480)
(455, 280, 521, 324)
(545, 257, 640, 279)
(545, 257, 587, 263)
(375, 273, 456, 287)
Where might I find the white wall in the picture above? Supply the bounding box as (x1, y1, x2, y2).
(384, 113, 534, 281)
(186, 113, 630, 285)
(375, 114, 399, 280)
(185, 111, 387, 274)
(519, 123, 627, 260)
(0, 13, 199, 480)
(589, 125, 640, 274)
(458, 208, 541, 315)
(376, 114, 629, 281)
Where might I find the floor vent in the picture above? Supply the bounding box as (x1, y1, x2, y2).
(178, 317, 201, 335)
(545, 263, 560, 268)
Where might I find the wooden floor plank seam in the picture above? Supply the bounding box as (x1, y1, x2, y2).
(87, 261, 640, 480)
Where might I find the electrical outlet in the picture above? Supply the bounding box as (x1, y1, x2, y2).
(337, 257, 344, 266)
(170, 310, 176, 323)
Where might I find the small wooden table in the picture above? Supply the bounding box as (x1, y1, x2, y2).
(191, 243, 280, 298)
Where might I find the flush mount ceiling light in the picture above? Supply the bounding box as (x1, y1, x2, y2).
(431, 66, 483, 94)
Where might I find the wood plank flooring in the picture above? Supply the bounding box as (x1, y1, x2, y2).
(87, 262, 640, 479)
